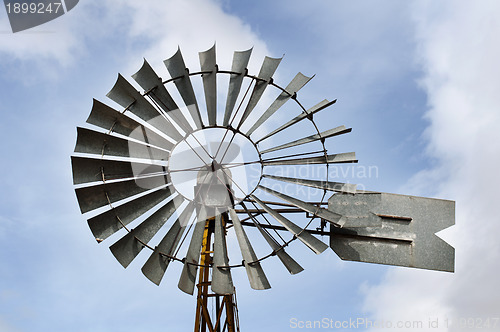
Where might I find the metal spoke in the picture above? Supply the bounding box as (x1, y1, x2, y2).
(260, 126, 352, 154)
(213, 78, 254, 163)
(256, 99, 336, 144)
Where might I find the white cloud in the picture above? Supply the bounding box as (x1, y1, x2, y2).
(362, 1, 500, 331)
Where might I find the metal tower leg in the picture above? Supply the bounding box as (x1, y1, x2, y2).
(194, 215, 239, 332)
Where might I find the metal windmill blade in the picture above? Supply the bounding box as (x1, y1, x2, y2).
(72, 45, 455, 331)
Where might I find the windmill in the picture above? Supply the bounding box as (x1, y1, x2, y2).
(71, 45, 455, 331)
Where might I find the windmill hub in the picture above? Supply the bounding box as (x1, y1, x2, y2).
(167, 127, 261, 207)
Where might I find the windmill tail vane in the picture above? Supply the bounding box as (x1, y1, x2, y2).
(71, 44, 455, 330)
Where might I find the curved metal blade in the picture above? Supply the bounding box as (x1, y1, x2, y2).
(211, 213, 235, 295)
(238, 56, 282, 129)
(107, 74, 183, 142)
(223, 48, 253, 126)
(256, 186, 345, 228)
(132, 59, 193, 134)
(262, 152, 357, 166)
(251, 195, 329, 254)
(199, 44, 217, 126)
(74, 127, 171, 160)
(250, 214, 304, 275)
(110, 195, 185, 268)
(246, 72, 313, 136)
(71, 156, 168, 186)
(75, 174, 169, 214)
(87, 186, 174, 242)
(263, 174, 357, 194)
(141, 202, 195, 285)
(256, 99, 336, 144)
(229, 209, 271, 290)
(86, 99, 173, 149)
(164, 48, 203, 129)
(261, 126, 352, 154)
(178, 206, 208, 295)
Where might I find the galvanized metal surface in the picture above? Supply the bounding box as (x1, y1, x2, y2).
(132, 59, 193, 134)
(251, 216, 304, 275)
(329, 192, 455, 272)
(132, 59, 179, 111)
(163, 48, 203, 129)
(257, 186, 345, 227)
(87, 186, 174, 241)
(71, 156, 167, 185)
(262, 152, 357, 166)
(223, 48, 253, 126)
(263, 174, 357, 194)
(141, 202, 195, 285)
(110, 195, 185, 268)
(178, 206, 208, 295)
(106, 74, 183, 141)
(75, 127, 171, 160)
(256, 99, 336, 143)
(238, 56, 282, 129)
(72, 46, 455, 297)
(260, 125, 352, 154)
(229, 209, 271, 290)
(72, 156, 129, 185)
(75, 174, 169, 214)
(246, 72, 313, 136)
(86, 99, 173, 149)
(251, 195, 329, 254)
(199, 45, 217, 126)
(211, 213, 235, 295)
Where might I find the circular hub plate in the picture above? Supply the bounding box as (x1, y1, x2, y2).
(168, 127, 261, 207)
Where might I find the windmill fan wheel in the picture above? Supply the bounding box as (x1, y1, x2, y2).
(71, 45, 357, 295)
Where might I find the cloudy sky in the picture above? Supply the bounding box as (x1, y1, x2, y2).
(1, 1, 499, 331)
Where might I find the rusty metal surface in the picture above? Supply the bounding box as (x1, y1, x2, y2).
(178, 206, 208, 295)
(262, 152, 357, 166)
(132, 59, 193, 134)
(87, 186, 174, 241)
(106, 74, 183, 141)
(260, 125, 352, 154)
(223, 48, 253, 126)
(246, 72, 313, 136)
(229, 209, 270, 290)
(329, 192, 455, 272)
(142, 202, 195, 285)
(251, 195, 329, 254)
(238, 56, 282, 129)
(163, 48, 203, 129)
(110, 195, 185, 268)
(211, 213, 235, 295)
(263, 174, 357, 194)
(199, 45, 217, 126)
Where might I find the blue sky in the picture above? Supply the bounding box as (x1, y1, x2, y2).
(1, 1, 500, 331)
